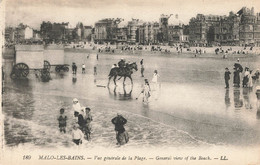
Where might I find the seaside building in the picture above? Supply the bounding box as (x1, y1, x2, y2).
(159, 14, 173, 44)
(127, 19, 143, 44)
(13, 24, 34, 43)
(116, 27, 128, 44)
(94, 18, 123, 44)
(40, 22, 69, 43)
(139, 22, 159, 45)
(238, 7, 257, 46)
(189, 14, 224, 46)
(83, 26, 93, 41)
(214, 12, 240, 46)
(168, 22, 189, 45)
(75, 22, 84, 41)
(255, 13, 260, 46)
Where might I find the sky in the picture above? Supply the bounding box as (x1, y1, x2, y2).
(3, 0, 260, 29)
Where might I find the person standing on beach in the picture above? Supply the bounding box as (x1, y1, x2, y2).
(72, 98, 81, 114)
(94, 65, 97, 75)
(111, 113, 129, 145)
(248, 70, 253, 89)
(224, 68, 231, 89)
(96, 54, 99, 60)
(84, 107, 93, 141)
(140, 59, 143, 65)
(140, 59, 144, 77)
(151, 70, 160, 90)
(233, 67, 240, 87)
(74, 111, 85, 132)
(82, 64, 86, 74)
(72, 125, 84, 146)
(58, 108, 67, 133)
(140, 79, 151, 102)
(72, 62, 77, 74)
(141, 64, 144, 77)
(242, 67, 250, 87)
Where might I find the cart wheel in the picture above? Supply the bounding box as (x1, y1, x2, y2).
(44, 60, 51, 71)
(55, 66, 60, 72)
(64, 67, 69, 72)
(12, 63, 29, 78)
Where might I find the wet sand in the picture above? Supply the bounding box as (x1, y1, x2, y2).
(2, 50, 260, 149)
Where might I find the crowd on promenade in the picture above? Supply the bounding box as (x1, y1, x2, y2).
(66, 42, 260, 55)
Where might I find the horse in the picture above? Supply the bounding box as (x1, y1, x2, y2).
(108, 62, 138, 86)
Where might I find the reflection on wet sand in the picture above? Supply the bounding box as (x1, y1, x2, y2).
(257, 109, 260, 119)
(108, 85, 133, 100)
(257, 88, 260, 119)
(72, 75, 77, 84)
(225, 89, 231, 109)
(233, 88, 243, 109)
(243, 88, 253, 109)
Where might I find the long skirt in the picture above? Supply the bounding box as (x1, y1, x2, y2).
(233, 72, 240, 86)
(116, 131, 129, 145)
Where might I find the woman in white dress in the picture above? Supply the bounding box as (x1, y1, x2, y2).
(248, 70, 253, 89)
(72, 98, 81, 113)
(143, 79, 151, 102)
(151, 70, 159, 91)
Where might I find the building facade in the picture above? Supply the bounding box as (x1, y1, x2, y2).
(214, 12, 240, 45)
(83, 26, 93, 41)
(189, 14, 224, 46)
(94, 18, 123, 44)
(238, 7, 257, 46)
(139, 22, 159, 45)
(159, 14, 173, 44)
(255, 13, 260, 46)
(127, 19, 142, 44)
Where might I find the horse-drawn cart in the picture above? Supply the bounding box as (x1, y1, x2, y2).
(10, 45, 68, 81)
(10, 45, 51, 81)
(43, 60, 69, 72)
(10, 62, 50, 80)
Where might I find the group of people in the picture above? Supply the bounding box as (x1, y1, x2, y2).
(224, 59, 259, 89)
(57, 98, 93, 146)
(135, 69, 160, 103)
(58, 98, 129, 146)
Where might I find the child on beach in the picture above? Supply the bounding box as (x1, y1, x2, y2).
(72, 125, 84, 146)
(58, 108, 67, 133)
(143, 79, 151, 102)
(82, 64, 86, 74)
(151, 70, 160, 90)
(84, 107, 93, 141)
(224, 67, 231, 88)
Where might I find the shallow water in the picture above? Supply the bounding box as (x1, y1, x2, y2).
(2, 51, 260, 149)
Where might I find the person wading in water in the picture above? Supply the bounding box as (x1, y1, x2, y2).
(111, 113, 129, 145)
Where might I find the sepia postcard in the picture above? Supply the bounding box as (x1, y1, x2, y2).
(1, 0, 260, 164)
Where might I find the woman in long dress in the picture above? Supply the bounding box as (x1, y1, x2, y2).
(151, 70, 160, 91)
(233, 68, 240, 87)
(143, 79, 151, 102)
(248, 70, 253, 89)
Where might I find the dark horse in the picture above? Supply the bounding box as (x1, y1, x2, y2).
(108, 62, 138, 86)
